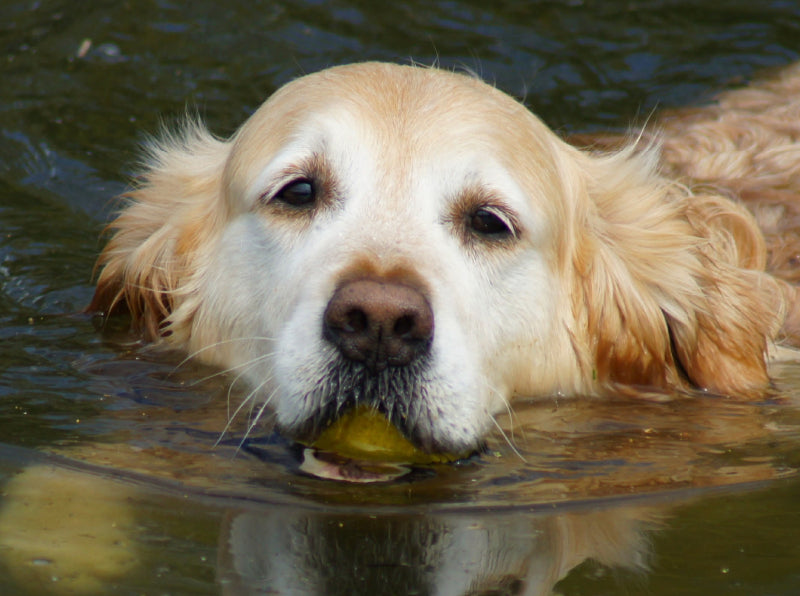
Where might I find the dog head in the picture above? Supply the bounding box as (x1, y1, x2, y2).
(91, 62, 785, 454)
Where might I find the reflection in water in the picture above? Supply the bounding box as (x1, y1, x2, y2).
(0, 459, 662, 596)
(0, 464, 140, 595)
(0, 367, 795, 595)
(218, 501, 657, 596)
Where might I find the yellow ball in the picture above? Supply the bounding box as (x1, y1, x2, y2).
(310, 406, 461, 464)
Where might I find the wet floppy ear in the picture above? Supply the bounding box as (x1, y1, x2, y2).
(88, 120, 229, 340)
(569, 147, 690, 390)
(572, 147, 783, 396)
(664, 194, 784, 395)
(573, 230, 683, 390)
(665, 270, 775, 396)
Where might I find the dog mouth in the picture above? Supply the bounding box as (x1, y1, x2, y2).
(295, 405, 469, 483)
(284, 360, 437, 448)
(279, 359, 481, 472)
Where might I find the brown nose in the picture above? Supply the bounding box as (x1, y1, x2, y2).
(323, 279, 434, 373)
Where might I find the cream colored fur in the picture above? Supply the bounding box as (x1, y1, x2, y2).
(90, 62, 799, 454)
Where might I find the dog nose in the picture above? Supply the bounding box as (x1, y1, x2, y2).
(323, 279, 434, 373)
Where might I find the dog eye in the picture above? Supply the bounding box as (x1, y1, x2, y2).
(274, 179, 315, 207)
(469, 207, 513, 238)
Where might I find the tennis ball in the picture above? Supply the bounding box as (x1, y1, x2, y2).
(310, 406, 462, 464)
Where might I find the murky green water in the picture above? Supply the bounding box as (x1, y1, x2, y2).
(2, 1, 800, 594)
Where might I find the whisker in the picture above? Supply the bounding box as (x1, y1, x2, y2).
(215, 374, 273, 446)
(225, 364, 262, 420)
(237, 386, 279, 453)
(187, 350, 275, 387)
(490, 414, 527, 463)
(481, 380, 528, 461)
(501, 393, 525, 446)
(171, 336, 275, 374)
(484, 380, 523, 445)
(223, 366, 254, 422)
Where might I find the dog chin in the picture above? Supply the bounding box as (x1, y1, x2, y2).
(273, 355, 488, 455)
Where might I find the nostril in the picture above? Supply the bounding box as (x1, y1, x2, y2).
(393, 314, 415, 337)
(345, 308, 368, 333)
(323, 278, 434, 372)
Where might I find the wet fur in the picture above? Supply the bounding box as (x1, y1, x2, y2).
(90, 62, 800, 453)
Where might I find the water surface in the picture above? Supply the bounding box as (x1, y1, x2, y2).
(1, 1, 800, 594)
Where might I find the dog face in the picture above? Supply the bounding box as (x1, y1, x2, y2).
(91, 63, 785, 455)
(196, 64, 584, 452)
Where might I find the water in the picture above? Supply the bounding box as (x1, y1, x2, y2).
(1, 1, 800, 594)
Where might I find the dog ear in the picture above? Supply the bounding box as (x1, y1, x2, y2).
(665, 193, 785, 394)
(572, 146, 784, 396)
(88, 121, 228, 341)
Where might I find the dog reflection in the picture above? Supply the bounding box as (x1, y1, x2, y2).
(0, 462, 658, 596)
(217, 503, 659, 596)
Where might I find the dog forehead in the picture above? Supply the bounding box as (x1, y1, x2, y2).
(233, 63, 549, 166)
(242, 110, 537, 229)
(230, 63, 565, 227)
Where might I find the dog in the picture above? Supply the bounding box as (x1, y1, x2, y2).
(89, 61, 800, 457)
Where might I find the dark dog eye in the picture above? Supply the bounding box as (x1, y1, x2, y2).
(469, 207, 513, 237)
(274, 179, 315, 207)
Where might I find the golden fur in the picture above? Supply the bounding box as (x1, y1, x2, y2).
(89, 62, 800, 453)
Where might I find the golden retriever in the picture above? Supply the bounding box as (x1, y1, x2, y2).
(89, 61, 800, 456)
